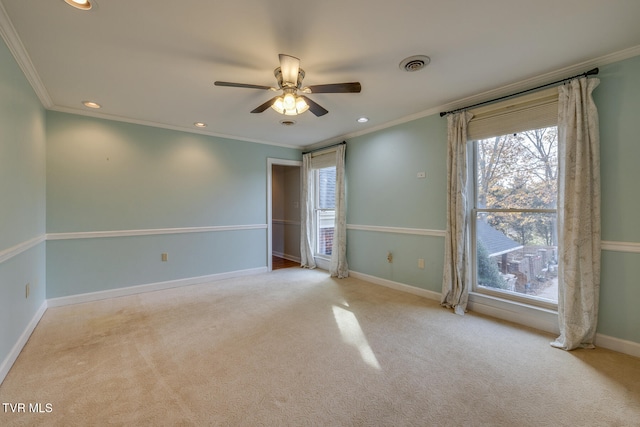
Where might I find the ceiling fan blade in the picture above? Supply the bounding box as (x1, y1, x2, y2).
(300, 96, 328, 117)
(214, 81, 274, 90)
(279, 54, 300, 85)
(305, 82, 362, 93)
(251, 96, 280, 113)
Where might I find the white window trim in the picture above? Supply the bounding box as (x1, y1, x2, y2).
(468, 88, 560, 314)
(307, 149, 338, 267)
(467, 291, 559, 335)
(313, 166, 336, 260)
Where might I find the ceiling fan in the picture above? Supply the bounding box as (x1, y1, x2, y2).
(214, 54, 361, 117)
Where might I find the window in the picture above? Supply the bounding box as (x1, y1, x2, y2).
(315, 166, 336, 256)
(469, 88, 559, 307)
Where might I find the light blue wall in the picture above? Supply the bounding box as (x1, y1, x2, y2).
(345, 114, 447, 291)
(0, 37, 47, 367)
(345, 56, 640, 345)
(596, 55, 640, 243)
(46, 112, 300, 298)
(593, 55, 640, 343)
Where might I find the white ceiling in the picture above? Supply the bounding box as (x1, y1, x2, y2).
(2, 0, 640, 149)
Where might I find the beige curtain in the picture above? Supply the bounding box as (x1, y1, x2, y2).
(551, 77, 601, 350)
(300, 153, 316, 269)
(441, 111, 473, 315)
(330, 144, 348, 278)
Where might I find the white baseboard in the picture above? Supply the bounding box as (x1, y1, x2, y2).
(349, 270, 640, 359)
(0, 300, 47, 385)
(348, 270, 441, 301)
(595, 333, 640, 359)
(349, 270, 559, 335)
(47, 267, 268, 308)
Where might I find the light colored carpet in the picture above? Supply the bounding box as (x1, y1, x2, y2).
(1, 268, 639, 426)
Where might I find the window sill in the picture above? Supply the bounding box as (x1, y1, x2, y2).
(313, 255, 331, 271)
(467, 291, 559, 335)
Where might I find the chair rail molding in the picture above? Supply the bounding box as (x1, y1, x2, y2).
(46, 224, 267, 240)
(0, 235, 46, 264)
(347, 224, 446, 237)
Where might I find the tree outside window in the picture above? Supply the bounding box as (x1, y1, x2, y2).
(474, 127, 558, 304)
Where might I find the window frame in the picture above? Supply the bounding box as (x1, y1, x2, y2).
(313, 166, 336, 259)
(469, 128, 559, 312)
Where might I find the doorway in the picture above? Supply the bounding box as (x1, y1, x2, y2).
(267, 158, 302, 271)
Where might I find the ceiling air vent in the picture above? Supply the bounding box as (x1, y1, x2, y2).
(399, 55, 431, 72)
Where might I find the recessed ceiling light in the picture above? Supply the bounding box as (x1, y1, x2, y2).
(64, 0, 92, 10)
(399, 55, 431, 72)
(82, 101, 101, 109)
(357, 117, 369, 123)
(194, 122, 207, 128)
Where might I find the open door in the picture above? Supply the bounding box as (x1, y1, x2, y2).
(267, 158, 302, 271)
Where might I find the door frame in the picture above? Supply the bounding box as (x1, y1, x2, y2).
(267, 158, 302, 271)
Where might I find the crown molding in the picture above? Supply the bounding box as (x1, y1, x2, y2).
(0, 1, 53, 108)
(309, 44, 640, 150)
(435, 44, 640, 116)
(0, 2, 299, 150)
(2, 1, 639, 151)
(49, 105, 303, 150)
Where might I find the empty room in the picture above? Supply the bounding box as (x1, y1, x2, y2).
(1, 0, 639, 425)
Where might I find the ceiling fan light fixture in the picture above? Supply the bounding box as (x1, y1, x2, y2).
(283, 93, 296, 110)
(296, 97, 309, 114)
(271, 94, 309, 116)
(272, 97, 283, 112)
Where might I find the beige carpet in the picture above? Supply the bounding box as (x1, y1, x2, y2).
(1, 268, 639, 426)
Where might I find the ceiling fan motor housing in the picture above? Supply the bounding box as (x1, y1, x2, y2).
(274, 67, 306, 88)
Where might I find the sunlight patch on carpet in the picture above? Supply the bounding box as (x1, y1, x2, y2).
(332, 305, 381, 370)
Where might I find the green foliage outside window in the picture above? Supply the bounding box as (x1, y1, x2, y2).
(477, 242, 507, 289)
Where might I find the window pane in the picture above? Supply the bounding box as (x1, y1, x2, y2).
(476, 212, 558, 303)
(476, 127, 557, 210)
(317, 210, 335, 256)
(318, 166, 336, 209)
(316, 166, 336, 256)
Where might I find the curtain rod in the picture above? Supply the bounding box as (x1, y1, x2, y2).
(302, 141, 346, 155)
(439, 67, 599, 118)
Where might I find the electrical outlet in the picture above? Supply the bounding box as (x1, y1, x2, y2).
(161, 253, 168, 262)
(25, 283, 30, 299)
(418, 258, 425, 269)
(417, 172, 426, 178)
(387, 252, 393, 263)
